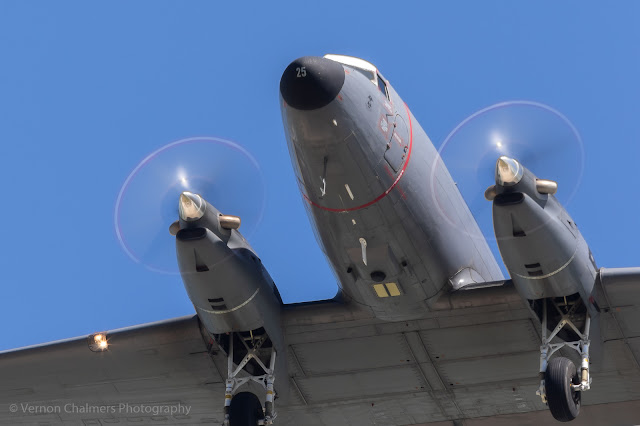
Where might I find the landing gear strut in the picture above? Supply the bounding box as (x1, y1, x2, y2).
(222, 331, 277, 426)
(535, 297, 591, 422)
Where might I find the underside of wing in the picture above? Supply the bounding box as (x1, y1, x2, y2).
(0, 316, 226, 425)
(598, 267, 640, 344)
(2, 277, 639, 425)
(277, 282, 640, 425)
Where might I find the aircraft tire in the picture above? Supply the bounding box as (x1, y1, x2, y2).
(546, 357, 581, 422)
(229, 392, 264, 426)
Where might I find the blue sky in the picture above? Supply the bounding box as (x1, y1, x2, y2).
(1, 1, 639, 351)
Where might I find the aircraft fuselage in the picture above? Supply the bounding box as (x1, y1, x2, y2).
(280, 56, 504, 320)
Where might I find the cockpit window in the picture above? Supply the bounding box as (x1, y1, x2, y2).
(324, 54, 391, 99)
(324, 54, 378, 85)
(377, 74, 388, 99)
(353, 67, 375, 83)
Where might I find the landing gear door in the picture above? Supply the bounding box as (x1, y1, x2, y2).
(384, 114, 409, 173)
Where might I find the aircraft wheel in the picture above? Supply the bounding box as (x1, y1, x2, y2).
(229, 392, 264, 426)
(546, 357, 581, 422)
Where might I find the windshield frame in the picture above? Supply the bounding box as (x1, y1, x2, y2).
(324, 54, 379, 86)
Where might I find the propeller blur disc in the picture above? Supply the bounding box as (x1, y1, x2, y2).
(433, 100, 585, 243)
(114, 136, 266, 274)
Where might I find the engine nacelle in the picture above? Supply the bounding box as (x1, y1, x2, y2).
(174, 193, 283, 343)
(174, 192, 290, 406)
(489, 157, 598, 311)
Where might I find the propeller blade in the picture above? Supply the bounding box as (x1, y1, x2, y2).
(435, 100, 585, 243)
(114, 136, 266, 274)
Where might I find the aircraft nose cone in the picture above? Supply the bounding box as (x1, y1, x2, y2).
(280, 56, 345, 110)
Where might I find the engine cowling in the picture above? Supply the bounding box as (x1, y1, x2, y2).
(488, 157, 598, 310)
(174, 193, 283, 341)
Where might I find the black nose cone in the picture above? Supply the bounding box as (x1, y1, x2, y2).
(280, 56, 345, 110)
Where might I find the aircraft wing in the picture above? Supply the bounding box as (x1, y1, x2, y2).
(1, 274, 639, 425)
(0, 316, 228, 425)
(277, 277, 640, 425)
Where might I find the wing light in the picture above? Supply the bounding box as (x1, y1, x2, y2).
(495, 156, 523, 187)
(179, 192, 206, 222)
(88, 332, 109, 352)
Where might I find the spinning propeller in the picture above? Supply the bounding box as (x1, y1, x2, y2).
(114, 136, 266, 274)
(434, 100, 585, 242)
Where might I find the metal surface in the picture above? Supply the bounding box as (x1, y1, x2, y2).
(491, 159, 597, 302)
(219, 215, 241, 230)
(1, 279, 639, 424)
(536, 179, 558, 195)
(281, 55, 504, 323)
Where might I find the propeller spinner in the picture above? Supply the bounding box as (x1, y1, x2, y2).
(485, 156, 559, 202)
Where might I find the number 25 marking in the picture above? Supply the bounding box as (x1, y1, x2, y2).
(296, 67, 307, 77)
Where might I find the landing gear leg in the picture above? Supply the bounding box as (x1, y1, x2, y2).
(536, 299, 591, 421)
(223, 332, 277, 426)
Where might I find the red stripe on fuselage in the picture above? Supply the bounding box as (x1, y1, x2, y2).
(302, 103, 414, 213)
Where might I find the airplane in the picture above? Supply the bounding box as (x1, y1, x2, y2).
(1, 54, 639, 426)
